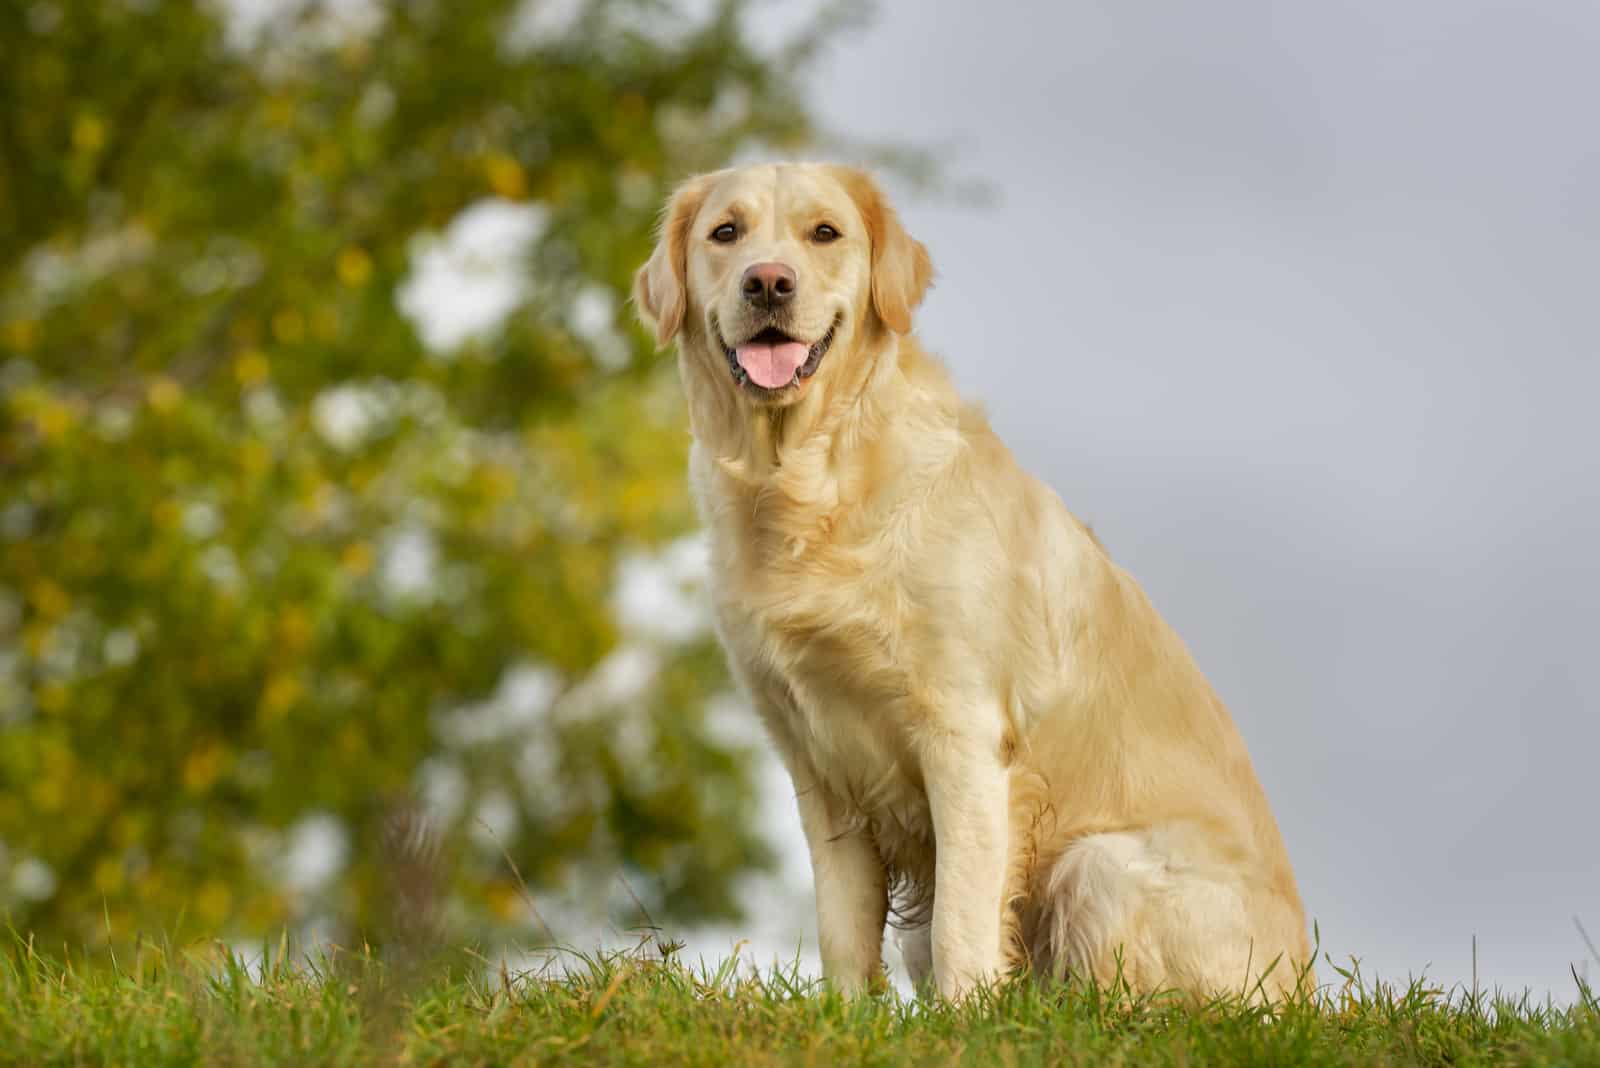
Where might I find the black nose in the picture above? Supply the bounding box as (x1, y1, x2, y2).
(741, 261, 796, 308)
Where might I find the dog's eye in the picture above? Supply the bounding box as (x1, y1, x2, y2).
(710, 223, 738, 243)
(813, 223, 841, 243)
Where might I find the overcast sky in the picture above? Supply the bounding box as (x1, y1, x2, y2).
(688, 0, 1600, 1001)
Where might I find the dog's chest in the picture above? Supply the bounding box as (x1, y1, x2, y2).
(711, 522, 934, 832)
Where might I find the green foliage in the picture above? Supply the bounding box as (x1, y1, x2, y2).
(1, 941, 1596, 1067)
(0, 0, 840, 948)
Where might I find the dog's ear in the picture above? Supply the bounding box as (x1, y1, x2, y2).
(835, 167, 933, 335)
(633, 174, 714, 348)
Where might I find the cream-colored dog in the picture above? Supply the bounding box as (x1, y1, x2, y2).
(634, 163, 1312, 1002)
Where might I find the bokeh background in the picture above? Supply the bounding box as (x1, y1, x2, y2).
(2, 0, 1595, 1000)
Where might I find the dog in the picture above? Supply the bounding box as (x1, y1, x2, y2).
(633, 162, 1313, 1002)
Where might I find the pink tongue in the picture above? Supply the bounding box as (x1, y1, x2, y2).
(735, 340, 809, 389)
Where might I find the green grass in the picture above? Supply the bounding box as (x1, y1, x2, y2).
(3, 935, 1597, 1067)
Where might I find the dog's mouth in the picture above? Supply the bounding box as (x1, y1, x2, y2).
(721, 319, 838, 392)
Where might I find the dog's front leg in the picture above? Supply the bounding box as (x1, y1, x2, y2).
(790, 770, 888, 995)
(924, 734, 1009, 1001)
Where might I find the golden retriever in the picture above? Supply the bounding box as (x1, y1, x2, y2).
(634, 162, 1313, 1002)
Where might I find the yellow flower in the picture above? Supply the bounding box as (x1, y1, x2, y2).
(271, 308, 306, 344)
(3, 318, 38, 353)
(93, 856, 125, 894)
(337, 247, 373, 287)
(276, 605, 312, 651)
(30, 776, 65, 814)
(35, 399, 75, 438)
(72, 113, 106, 154)
(234, 349, 270, 387)
(196, 880, 233, 925)
(113, 812, 147, 846)
(182, 743, 225, 793)
(485, 152, 528, 199)
(29, 579, 71, 620)
(239, 440, 272, 478)
(146, 376, 183, 413)
(36, 681, 69, 716)
(486, 881, 523, 922)
(22, 623, 53, 659)
(340, 541, 374, 576)
(152, 498, 183, 530)
(475, 463, 516, 501)
(259, 673, 303, 723)
(265, 95, 296, 128)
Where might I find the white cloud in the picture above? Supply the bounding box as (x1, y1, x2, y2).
(378, 523, 438, 601)
(215, 0, 385, 52)
(570, 283, 630, 369)
(612, 532, 713, 644)
(470, 789, 520, 852)
(11, 857, 57, 901)
(416, 758, 468, 825)
(397, 198, 547, 354)
(281, 812, 349, 893)
(311, 382, 393, 451)
(435, 660, 563, 748)
(504, 0, 587, 52)
(244, 386, 286, 429)
(182, 501, 222, 540)
(587, 644, 660, 708)
(103, 628, 140, 668)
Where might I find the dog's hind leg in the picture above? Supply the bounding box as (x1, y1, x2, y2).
(1030, 829, 1303, 1001)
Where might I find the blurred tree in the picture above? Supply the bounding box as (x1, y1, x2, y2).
(0, 0, 858, 949)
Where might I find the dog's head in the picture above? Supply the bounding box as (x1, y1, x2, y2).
(634, 163, 931, 407)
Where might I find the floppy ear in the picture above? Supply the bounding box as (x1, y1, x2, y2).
(633, 174, 713, 348)
(835, 167, 933, 335)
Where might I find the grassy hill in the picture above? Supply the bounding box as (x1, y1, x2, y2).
(4, 939, 1596, 1066)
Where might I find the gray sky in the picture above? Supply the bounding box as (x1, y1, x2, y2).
(705, 0, 1600, 1000)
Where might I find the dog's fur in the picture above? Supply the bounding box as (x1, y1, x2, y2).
(634, 163, 1312, 1002)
